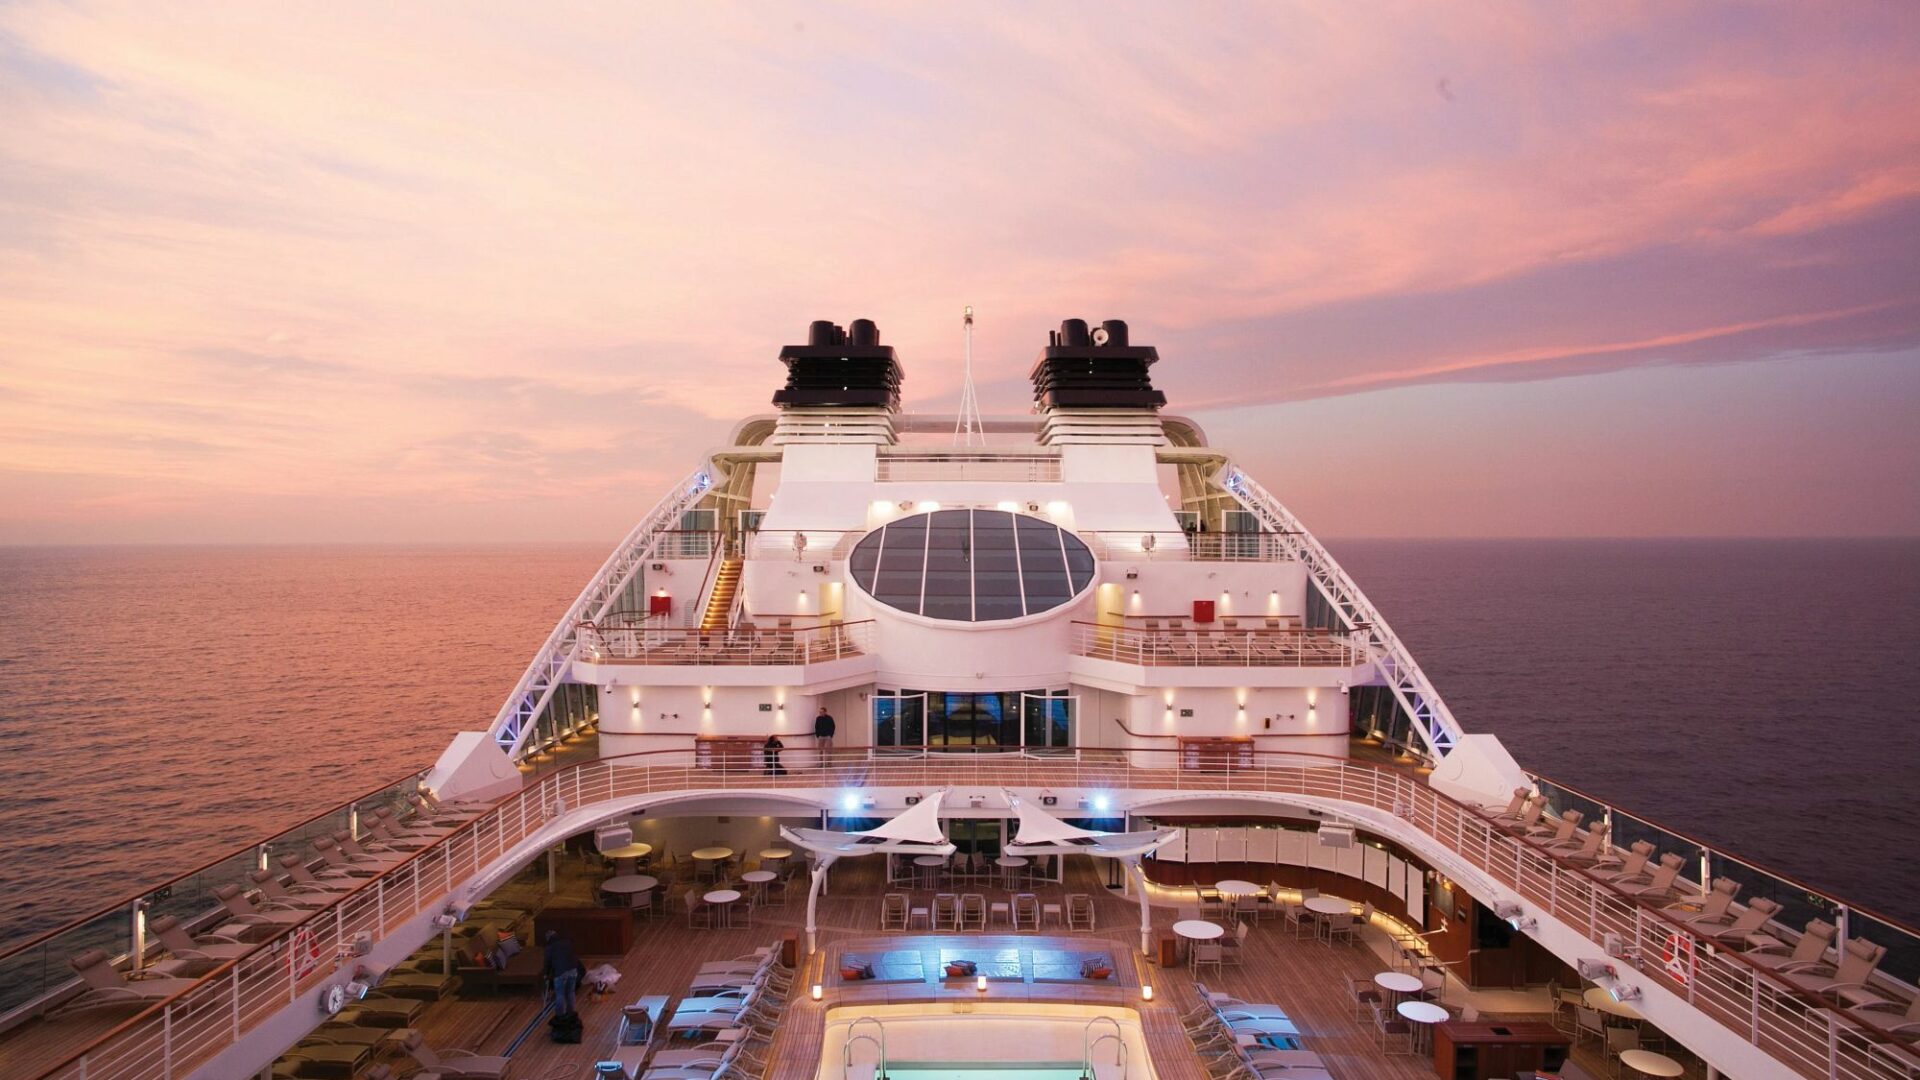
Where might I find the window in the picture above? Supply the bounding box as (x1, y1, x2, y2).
(851, 510, 1094, 621)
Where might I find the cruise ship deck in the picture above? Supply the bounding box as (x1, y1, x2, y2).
(4, 317, 1917, 1080)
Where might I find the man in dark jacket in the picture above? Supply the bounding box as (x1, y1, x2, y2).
(542, 930, 582, 1016)
(813, 705, 836, 751)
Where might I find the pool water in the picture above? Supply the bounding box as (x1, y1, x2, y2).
(879, 1066, 1087, 1079)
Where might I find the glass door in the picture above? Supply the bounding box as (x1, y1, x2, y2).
(873, 691, 926, 750)
(1020, 691, 1076, 753)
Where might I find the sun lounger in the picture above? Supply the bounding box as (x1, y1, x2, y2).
(1528, 809, 1584, 844)
(1617, 853, 1688, 900)
(148, 914, 253, 973)
(399, 1028, 510, 1079)
(333, 996, 427, 1028)
(1589, 841, 1656, 883)
(249, 868, 343, 908)
(1747, 919, 1838, 970)
(1693, 896, 1780, 941)
(52, 949, 200, 1016)
(212, 883, 314, 940)
(1499, 795, 1549, 834)
(1667, 876, 1739, 921)
(1547, 821, 1609, 861)
(1783, 937, 1887, 1001)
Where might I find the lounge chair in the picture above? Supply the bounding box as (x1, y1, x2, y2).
(1617, 853, 1688, 900)
(148, 914, 253, 971)
(1487, 787, 1529, 823)
(1694, 896, 1781, 942)
(249, 867, 344, 908)
(52, 949, 199, 1015)
(309, 836, 394, 877)
(334, 829, 420, 863)
(1499, 795, 1549, 834)
(1589, 840, 1656, 883)
(1783, 937, 1887, 1002)
(1849, 994, 1920, 1038)
(332, 995, 427, 1028)
(399, 1028, 509, 1079)
(1667, 876, 1739, 921)
(1553, 822, 1611, 863)
(880, 892, 908, 931)
(1528, 809, 1584, 844)
(1747, 919, 1838, 970)
(212, 883, 313, 940)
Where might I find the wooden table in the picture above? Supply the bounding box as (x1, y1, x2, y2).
(1620, 1049, 1684, 1077)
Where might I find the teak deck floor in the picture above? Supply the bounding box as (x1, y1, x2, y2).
(334, 854, 1634, 1080)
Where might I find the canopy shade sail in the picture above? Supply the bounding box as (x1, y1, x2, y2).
(1002, 789, 1176, 860)
(779, 789, 957, 858)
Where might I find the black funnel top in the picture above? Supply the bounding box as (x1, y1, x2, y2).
(774, 319, 903, 410)
(1030, 318, 1165, 410)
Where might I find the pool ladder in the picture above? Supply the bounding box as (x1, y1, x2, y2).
(843, 1015, 887, 1079)
(1081, 1016, 1128, 1080)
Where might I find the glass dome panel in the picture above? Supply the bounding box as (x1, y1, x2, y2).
(850, 510, 1093, 622)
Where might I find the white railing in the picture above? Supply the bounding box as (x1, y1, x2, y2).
(33, 749, 1917, 1080)
(578, 620, 876, 666)
(1070, 622, 1360, 668)
(1083, 531, 1294, 562)
(875, 452, 1062, 483)
(485, 465, 715, 757)
(1220, 465, 1463, 758)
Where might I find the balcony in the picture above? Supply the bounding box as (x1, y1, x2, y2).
(576, 618, 874, 670)
(1083, 531, 1294, 562)
(1069, 621, 1364, 687)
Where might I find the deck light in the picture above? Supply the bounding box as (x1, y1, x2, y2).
(841, 792, 859, 811)
(811, 984, 823, 1001)
(1141, 985, 1154, 1001)
(975, 975, 988, 992)
(1091, 794, 1111, 813)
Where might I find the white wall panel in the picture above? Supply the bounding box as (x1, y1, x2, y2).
(1387, 856, 1406, 898)
(1158, 829, 1186, 863)
(1337, 843, 1364, 880)
(1363, 847, 1388, 889)
(1215, 828, 1247, 863)
(1404, 874, 1425, 928)
(1187, 828, 1218, 863)
(1247, 828, 1279, 864)
(1276, 830, 1308, 867)
(1309, 838, 1338, 872)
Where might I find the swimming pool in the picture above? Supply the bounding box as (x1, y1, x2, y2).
(875, 1060, 1090, 1068)
(818, 1002, 1153, 1080)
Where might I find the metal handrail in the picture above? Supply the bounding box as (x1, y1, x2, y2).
(1082, 1015, 1126, 1079)
(25, 744, 1920, 1080)
(843, 1015, 886, 1078)
(1069, 622, 1360, 668)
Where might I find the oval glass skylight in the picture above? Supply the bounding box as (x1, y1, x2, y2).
(849, 510, 1095, 621)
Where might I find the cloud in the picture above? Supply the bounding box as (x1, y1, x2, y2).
(0, 2, 1916, 540)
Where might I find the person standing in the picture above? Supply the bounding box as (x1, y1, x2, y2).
(762, 732, 786, 776)
(812, 705, 836, 753)
(543, 930, 582, 1017)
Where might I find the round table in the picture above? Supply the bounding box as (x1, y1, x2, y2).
(1304, 896, 1353, 916)
(600, 874, 658, 912)
(759, 848, 792, 862)
(1585, 986, 1645, 1020)
(1214, 879, 1260, 898)
(1374, 971, 1423, 997)
(690, 846, 734, 861)
(995, 855, 1029, 888)
(1619, 1049, 1684, 1078)
(601, 843, 653, 861)
(703, 889, 742, 928)
(740, 869, 776, 902)
(1397, 1000, 1449, 1053)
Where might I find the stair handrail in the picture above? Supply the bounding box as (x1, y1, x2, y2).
(1081, 1015, 1126, 1079)
(843, 1015, 886, 1078)
(485, 462, 715, 757)
(1216, 461, 1463, 759)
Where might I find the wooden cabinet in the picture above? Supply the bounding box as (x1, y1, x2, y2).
(1433, 1021, 1570, 1080)
(535, 907, 633, 960)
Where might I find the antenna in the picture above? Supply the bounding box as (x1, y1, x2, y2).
(954, 305, 983, 446)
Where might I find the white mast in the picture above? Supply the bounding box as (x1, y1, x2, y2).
(954, 304, 983, 446)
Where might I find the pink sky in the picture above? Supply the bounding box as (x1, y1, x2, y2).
(1, 3, 1917, 542)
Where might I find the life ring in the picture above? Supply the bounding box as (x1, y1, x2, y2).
(289, 928, 323, 979)
(1663, 930, 1694, 985)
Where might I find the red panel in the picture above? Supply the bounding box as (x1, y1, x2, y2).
(648, 594, 673, 617)
(1192, 599, 1215, 623)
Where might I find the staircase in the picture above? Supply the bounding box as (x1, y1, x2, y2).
(700, 558, 743, 631)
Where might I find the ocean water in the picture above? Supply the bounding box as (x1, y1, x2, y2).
(0, 539, 1914, 950)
